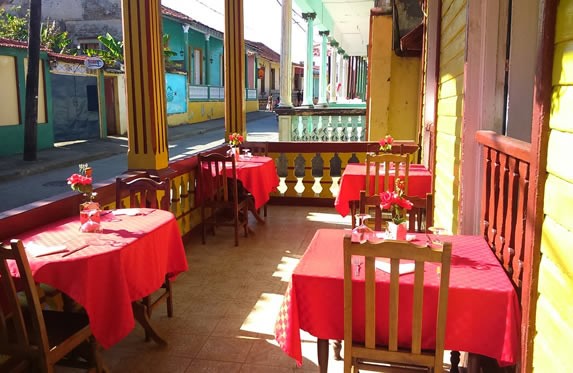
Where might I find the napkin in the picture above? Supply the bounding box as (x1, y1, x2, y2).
(25, 242, 68, 257)
(375, 258, 415, 275)
(112, 208, 141, 216)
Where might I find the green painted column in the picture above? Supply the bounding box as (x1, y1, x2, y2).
(96, 69, 107, 138)
(317, 30, 329, 106)
(329, 40, 338, 104)
(204, 34, 211, 85)
(183, 24, 190, 78)
(301, 12, 316, 107)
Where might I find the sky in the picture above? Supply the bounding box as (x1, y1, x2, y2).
(161, 0, 310, 63)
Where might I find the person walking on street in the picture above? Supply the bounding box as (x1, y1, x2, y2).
(266, 94, 273, 111)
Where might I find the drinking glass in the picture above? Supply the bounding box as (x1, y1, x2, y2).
(242, 148, 252, 159)
(428, 226, 446, 245)
(352, 213, 373, 242)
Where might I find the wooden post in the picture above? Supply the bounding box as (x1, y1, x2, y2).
(121, 0, 170, 174)
(223, 0, 246, 138)
(23, 0, 42, 161)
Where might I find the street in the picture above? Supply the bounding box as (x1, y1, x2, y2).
(0, 113, 278, 213)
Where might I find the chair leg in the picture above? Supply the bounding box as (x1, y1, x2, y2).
(166, 278, 173, 318)
(263, 204, 267, 217)
(350, 201, 357, 228)
(234, 209, 239, 246)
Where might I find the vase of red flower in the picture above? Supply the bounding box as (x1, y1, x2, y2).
(228, 132, 244, 158)
(67, 164, 102, 233)
(380, 178, 413, 240)
(379, 134, 394, 153)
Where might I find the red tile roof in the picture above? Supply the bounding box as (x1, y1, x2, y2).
(245, 40, 280, 62)
(0, 37, 50, 52)
(0, 38, 28, 49)
(47, 52, 87, 63)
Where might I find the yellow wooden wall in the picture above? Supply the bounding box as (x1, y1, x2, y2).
(433, 0, 466, 234)
(0, 56, 19, 126)
(532, 0, 573, 370)
(367, 14, 421, 143)
(167, 100, 259, 126)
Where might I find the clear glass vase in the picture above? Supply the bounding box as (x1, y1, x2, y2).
(79, 193, 102, 233)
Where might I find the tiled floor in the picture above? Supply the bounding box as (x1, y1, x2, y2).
(61, 205, 459, 372)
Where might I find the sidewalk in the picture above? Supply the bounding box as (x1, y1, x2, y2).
(0, 111, 272, 182)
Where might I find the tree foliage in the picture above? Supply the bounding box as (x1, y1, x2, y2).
(85, 33, 124, 66)
(0, 6, 73, 54)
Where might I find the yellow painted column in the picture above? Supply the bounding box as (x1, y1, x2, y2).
(224, 0, 246, 137)
(121, 0, 169, 171)
(366, 9, 392, 141)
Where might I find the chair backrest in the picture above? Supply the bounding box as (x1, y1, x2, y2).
(358, 191, 384, 231)
(198, 152, 239, 206)
(0, 240, 50, 368)
(240, 142, 268, 156)
(364, 153, 410, 196)
(343, 237, 451, 372)
(116, 176, 171, 211)
(407, 193, 434, 233)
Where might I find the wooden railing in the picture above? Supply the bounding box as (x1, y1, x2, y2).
(0, 141, 418, 243)
(476, 130, 531, 296)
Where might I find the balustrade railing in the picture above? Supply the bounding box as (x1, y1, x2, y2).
(188, 85, 257, 101)
(275, 107, 367, 142)
(476, 130, 531, 295)
(0, 141, 417, 243)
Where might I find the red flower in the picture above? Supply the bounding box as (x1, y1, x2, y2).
(378, 177, 411, 224)
(379, 134, 394, 152)
(379, 191, 394, 209)
(67, 164, 94, 196)
(229, 132, 244, 147)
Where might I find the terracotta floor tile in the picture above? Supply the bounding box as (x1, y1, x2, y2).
(195, 336, 255, 363)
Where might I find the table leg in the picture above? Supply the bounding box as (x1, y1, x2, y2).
(317, 338, 329, 373)
(248, 197, 265, 224)
(132, 301, 167, 346)
(450, 350, 460, 373)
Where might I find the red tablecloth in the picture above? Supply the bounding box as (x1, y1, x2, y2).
(9, 209, 188, 349)
(200, 156, 279, 210)
(275, 229, 520, 367)
(232, 156, 279, 209)
(334, 164, 432, 217)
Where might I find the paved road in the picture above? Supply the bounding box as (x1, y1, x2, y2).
(0, 112, 278, 213)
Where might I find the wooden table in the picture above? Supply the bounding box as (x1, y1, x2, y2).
(275, 229, 520, 372)
(334, 163, 432, 217)
(11, 208, 188, 348)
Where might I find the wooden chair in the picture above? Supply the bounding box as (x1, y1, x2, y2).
(115, 175, 173, 327)
(0, 240, 105, 373)
(343, 237, 452, 373)
(198, 152, 249, 246)
(358, 191, 385, 232)
(351, 152, 410, 228)
(407, 193, 434, 233)
(115, 175, 171, 211)
(240, 141, 269, 217)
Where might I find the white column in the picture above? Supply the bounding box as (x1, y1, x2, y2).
(336, 47, 344, 101)
(182, 24, 190, 76)
(329, 41, 338, 104)
(317, 30, 329, 107)
(302, 12, 316, 107)
(279, 0, 293, 107)
(341, 54, 349, 100)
